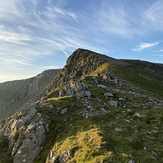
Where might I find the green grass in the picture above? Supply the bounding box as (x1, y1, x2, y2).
(111, 64, 163, 97)
(34, 75, 163, 163)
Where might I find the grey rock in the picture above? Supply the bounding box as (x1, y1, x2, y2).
(124, 120, 131, 123)
(84, 91, 91, 98)
(93, 76, 98, 84)
(76, 92, 85, 98)
(152, 130, 158, 133)
(59, 89, 64, 97)
(118, 98, 126, 101)
(59, 80, 85, 98)
(129, 160, 135, 163)
(0, 102, 49, 163)
(109, 101, 118, 108)
(104, 93, 113, 97)
(13, 124, 46, 163)
(134, 112, 146, 118)
(27, 102, 36, 107)
(21, 107, 37, 122)
(151, 151, 157, 155)
(60, 108, 68, 115)
(115, 128, 122, 132)
(98, 85, 108, 90)
(49, 105, 53, 109)
(64, 83, 72, 96)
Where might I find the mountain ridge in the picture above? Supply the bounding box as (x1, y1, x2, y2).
(0, 48, 162, 163)
(0, 69, 61, 120)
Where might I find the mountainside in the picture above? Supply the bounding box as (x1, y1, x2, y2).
(0, 69, 61, 120)
(0, 48, 162, 163)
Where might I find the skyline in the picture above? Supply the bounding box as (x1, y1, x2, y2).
(0, 0, 163, 83)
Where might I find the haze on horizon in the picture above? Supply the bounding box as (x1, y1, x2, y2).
(0, 0, 163, 83)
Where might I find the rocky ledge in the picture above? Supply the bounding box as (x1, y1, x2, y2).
(0, 102, 50, 163)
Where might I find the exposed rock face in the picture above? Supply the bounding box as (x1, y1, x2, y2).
(0, 102, 49, 163)
(47, 48, 122, 94)
(0, 69, 61, 120)
(59, 79, 91, 98)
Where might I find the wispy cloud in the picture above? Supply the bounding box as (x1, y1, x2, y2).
(152, 49, 163, 52)
(144, 0, 163, 31)
(58, 46, 69, 57)
(132, 42, 159, 51)
(0, 25, 31, 45)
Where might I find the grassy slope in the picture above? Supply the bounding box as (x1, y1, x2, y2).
(111, 63, 163, 97)
(34, 74, 163, 163)
(0, 69, 60, 120)
(91, 61, 163, 97)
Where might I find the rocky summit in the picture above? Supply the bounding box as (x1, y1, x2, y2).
(0, 48, 163, 163)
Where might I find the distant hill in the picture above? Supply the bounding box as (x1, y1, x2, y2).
(0, 69, 61, 120)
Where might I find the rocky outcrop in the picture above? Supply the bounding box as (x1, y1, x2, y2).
(59, 79, 91, 98)
(97, 71, 139, 89)
(0, 102, 49, 163)
(0, 69, 61, 120)
(46, 48, 123, 94)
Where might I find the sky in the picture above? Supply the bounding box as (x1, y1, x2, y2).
(0, 0, 163, 83)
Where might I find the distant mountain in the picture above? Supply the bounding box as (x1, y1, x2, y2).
(0, 69, 61, 120)
(0, 48, 162, 163)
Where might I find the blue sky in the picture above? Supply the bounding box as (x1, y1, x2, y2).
(0, 0, 163, 83)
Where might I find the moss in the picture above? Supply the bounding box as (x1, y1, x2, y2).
(0, 137, 13, 163)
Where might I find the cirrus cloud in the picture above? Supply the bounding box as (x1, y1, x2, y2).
(132, 42, 159, 51)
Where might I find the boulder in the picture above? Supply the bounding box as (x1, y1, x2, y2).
(59, 80, 87, 98)
(134, 112, 146, 118)
(13, 123, 46, 163)
(97, 85, 108, 90)
(104, 93, 113, 97)
(109, 101, 118, 108)
(84, 91, 91, 98)
(60, 108, 68, 115)
(64, 83, 72, 96)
